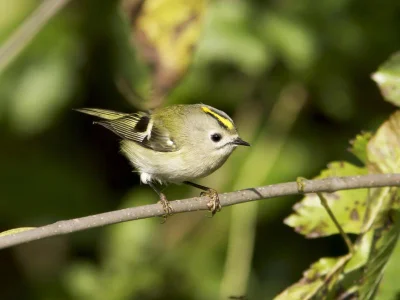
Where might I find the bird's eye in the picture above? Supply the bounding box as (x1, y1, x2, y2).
(211, 133, 222, 142)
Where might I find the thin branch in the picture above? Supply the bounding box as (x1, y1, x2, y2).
(0, 174, 399, 250)
(0, 0, 72, 74)
(317, 192, 354, 253)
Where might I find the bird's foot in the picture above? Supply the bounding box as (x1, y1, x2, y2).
(201, 188, 221, 216)
(158, 193, 174, 221)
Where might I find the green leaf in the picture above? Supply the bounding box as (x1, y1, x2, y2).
(284, 162, 368, 238)
(372, 52, 400, 107)
(363, 111, 400, 233)
(366, 110, 400, 175)
(274, 224, 374, 299)
(280, 111, 400, 299)
(351, 112, 400, 298)
(349, 132, 373, 164)
(274, 255, 352, 300)
(357, 209, 400, 300)
(0, 227, 35, 237)
(277, 195, 399, 300)
(376, 223, 400, 299)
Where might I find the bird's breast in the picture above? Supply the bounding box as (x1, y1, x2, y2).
(121, 140, 234, 184)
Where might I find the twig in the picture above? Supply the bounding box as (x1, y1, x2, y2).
(0, 0, 72, 73)
(317, 192, 354, 254)
(0, 174, 399, 250)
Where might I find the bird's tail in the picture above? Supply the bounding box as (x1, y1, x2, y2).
(74, 108, 128, 120)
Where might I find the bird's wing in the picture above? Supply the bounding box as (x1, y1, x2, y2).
(75, 108, 127, 120)
(94, 112, 177, 152)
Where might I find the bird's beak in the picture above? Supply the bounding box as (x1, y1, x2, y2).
(233, 137, 250, 147)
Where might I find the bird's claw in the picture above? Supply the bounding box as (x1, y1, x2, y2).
(158, 193, 174, 222)
(201, 188, 221, 216)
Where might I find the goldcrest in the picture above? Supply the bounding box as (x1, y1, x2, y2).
(76, 104, 250, 216)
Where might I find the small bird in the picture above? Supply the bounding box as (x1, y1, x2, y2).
(76, 104, 250, 217)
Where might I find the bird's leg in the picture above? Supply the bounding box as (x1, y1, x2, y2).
(149, 182, 173, 220)
(184, 181, 221, 216)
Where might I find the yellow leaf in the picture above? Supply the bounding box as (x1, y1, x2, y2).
(122, 0, 207, 104)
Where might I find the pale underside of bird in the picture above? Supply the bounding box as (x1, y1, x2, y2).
(76, 104, 250, 217)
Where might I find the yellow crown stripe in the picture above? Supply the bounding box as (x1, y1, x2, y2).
(201, 106, 234, 130)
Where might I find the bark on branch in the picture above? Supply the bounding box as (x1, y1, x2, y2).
(1, 174, 399, 250)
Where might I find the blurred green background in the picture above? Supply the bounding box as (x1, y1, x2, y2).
(0, 0, 399, 299)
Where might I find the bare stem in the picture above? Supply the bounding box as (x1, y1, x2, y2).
(0, 0, 72, 73)
(317, 192, 355, 254)
(0, 174, 399, 250)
